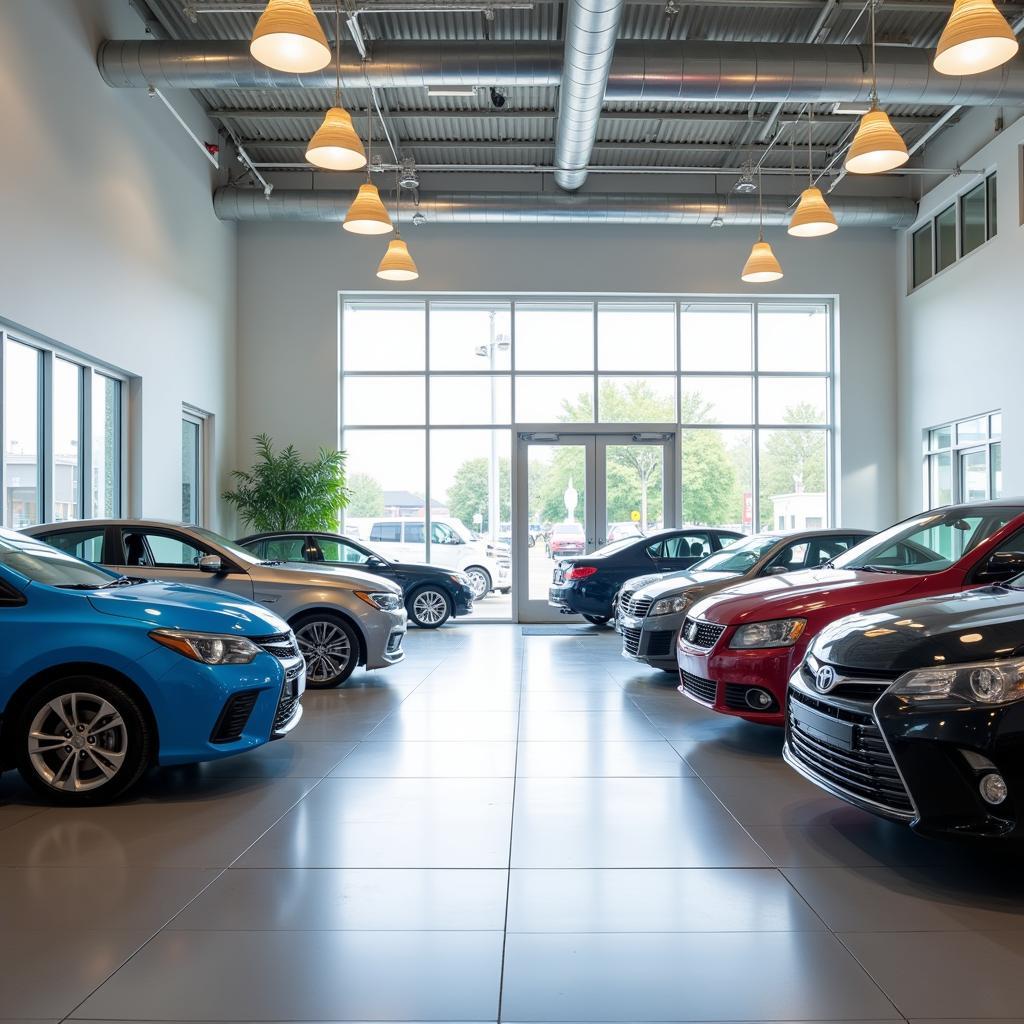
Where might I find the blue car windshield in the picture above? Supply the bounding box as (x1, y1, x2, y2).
(0, 535, 114, 588)
(692, 535, 781, 575)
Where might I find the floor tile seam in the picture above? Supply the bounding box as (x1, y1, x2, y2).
(359, 657, 457, 740)
(831, 929, 919, 1021)
(0, 807, 45, 833)
(618, 694, 694, 775)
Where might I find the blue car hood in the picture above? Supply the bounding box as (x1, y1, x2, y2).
(86, 581, 287, 635)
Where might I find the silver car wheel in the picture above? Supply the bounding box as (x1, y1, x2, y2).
(465, 567, 490, 600)
(296, 620, 353, 683)
(27, 692, 128, 793)
(412, 589, 448, 626)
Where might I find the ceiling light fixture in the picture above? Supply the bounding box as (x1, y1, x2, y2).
(377, 173, 420, 281)
(934, 0, 1019, 75)
(427, 86, 477, 97)
(305, 2, 366, 171)
(250, 0, 331, 74)
(741, 167, 783, 283)
(845, 2, 909, 174)
(343, 98, 393, 234)
(789, 109, 838, 237)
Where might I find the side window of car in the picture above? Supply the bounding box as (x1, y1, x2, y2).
(669, 534, 711, 560)
(432, 522, 459, 544)
(43, 528, 106, 563)
(370, 523, 401, 543)
(972, 527, 1024, 579)
(810, 536, 859, 566)
(245, 540, 268, 560)
(317, 539, 369, 564)
(124, 531, 207, 568)
(264, 537, 308, 562)
(0, 577, 26, 606)
(766, 541, 810, 573)
(645, 540, 665, 559)
(405, 523, 425, 544)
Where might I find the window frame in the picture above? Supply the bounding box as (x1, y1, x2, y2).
(924, 411, 1003, 509)
(181, 407, 208, 527)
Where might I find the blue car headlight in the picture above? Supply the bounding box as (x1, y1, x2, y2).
(150, 629, 261, 665)
(892, 656, 1024, 705)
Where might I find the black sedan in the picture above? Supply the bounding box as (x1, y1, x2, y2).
(238, 531, 474, 629)
(785, 581, 1024, 839)
(548, 527, 744, 625)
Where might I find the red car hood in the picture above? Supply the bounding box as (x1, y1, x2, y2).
(688, 568, 931, 626)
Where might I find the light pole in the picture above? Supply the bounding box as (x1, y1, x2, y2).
(475, 312, 509, 543)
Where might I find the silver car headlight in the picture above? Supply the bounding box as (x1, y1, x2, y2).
(150, 629, 260, 665)
(729, 618, 807, 649)
(892, 657, 1024, 705)
(449, 573, 471, 586)
(356, 591, 404, 611)
(650, 595, 689, 617)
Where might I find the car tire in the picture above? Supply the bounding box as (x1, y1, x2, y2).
(407, 585, 451, 628)
(583, 614, 611, 626)
(15, 676, 153, 805)
(293, 613, 359, 688)
(660, 666, 679, 675)
(464, 566, 492, 601)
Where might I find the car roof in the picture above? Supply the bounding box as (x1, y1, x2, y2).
(25, 518, 194, 531)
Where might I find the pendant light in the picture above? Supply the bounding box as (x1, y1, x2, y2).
(934, 0, 1019, 76)
(845, 1, 908, 175)
(377, 174, 419, 281)
(741, 167, 783, 283)
(789, 110, 838, 237)
(250, 0, 331, 74)
(305, 2, 366, 171)
(343, 101, 393, 234)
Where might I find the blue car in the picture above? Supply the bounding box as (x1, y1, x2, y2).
(0, 528, 305, 805)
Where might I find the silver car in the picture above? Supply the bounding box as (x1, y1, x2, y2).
(25, 519, 407, 689)
(617, 529, 873, 673)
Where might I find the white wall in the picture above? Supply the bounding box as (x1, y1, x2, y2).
(896, 114, 1023, 517)
(237, 220, 900, 530)
(0, 0, 237, 529)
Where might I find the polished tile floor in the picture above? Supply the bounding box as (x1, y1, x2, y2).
(2, 625, 1024, 1023)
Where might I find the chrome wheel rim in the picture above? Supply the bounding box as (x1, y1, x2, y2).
(28, 692, 128, 793)
(466, 569, 489, 600)
(412, 589, 448, 625)
(296, 621, 352, 682)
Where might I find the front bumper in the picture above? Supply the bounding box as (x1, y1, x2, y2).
(618, 611, 683, 668)
(364, 606, 408, 670)
(784, 669, 1024, 838)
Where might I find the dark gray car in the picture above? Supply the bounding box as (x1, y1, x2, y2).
(616, 529, 874, 672)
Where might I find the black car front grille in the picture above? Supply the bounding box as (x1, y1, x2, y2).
(210, 690, 259, 743)
(620, 594, 654, 618)
(724, 683, 779, 713)
(254, 631, 301, 660)
(787, 688, 913, 816)
(799, 661, 896, 701)
(645, 630, 674, 658)
(680, 670, 717, 705)
(621, 624, 642, 656)
(682, 618, 726, 649)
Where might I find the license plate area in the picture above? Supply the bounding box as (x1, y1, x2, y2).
(790, 701, 855, 751)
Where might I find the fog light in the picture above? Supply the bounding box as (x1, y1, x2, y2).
(745, 688, 773, 711)
(980, 773, 1008, 806)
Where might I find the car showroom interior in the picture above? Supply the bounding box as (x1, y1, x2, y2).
(3, 0, 1024, 1019)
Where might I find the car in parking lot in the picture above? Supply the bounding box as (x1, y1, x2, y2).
(617, 529, 872, 673)
(677, 500, 1024, 725)
(237, 530, 475, 628)
(549, 526, 745, 625)
(545, 522, 586, 558)
(25, 519, 407, 689)
(786, 583, 1024, 838)
(0, 528, 304, 804)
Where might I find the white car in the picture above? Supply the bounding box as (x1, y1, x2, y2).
(346, 516, 511, 600)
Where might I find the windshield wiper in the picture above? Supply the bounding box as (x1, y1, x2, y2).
(852, 564, 902, 574)
(99, 575, 146, 589)
(56, 583, 101, 590)
(260, 559, 286, 566)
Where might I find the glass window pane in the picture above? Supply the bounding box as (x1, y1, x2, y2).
(515, 302, 594, 371)
(757, 377, 828, 424)
(597, 377, 676, 423)
(960, 182, 986, 256)
(960, 448, 988, 503)
(45, 527, 105, 562)
(429, 376, 511, 425)
(757, 303, 829, 372)
(53, 358, 82, 522)
(956, 416, 988, 445)
(928, 425, 952, 450)
(181, 419, 200, 525)
(3, 339, 41, 529)
(515, 376, 594, 423)
(929, 451, 952, 508)
(603, 444, 666, 533)
(936, 204, 956, 272)
(987, 173, 998, 238)
(990, 413, 1002, 439)
(992, 442, 1002, 498)
(681, 376, 752, 424)
(91, 375, 120, 518)
(430, 428, 512, 618)
(682, 429, 753, 532)
(429, 302, 511, 371)
(342, 429, 426, 560)
(342, 300, 425, 371)
(598, 303, 675, 371)
(681, 303, 752, 371)
(343, 376, 425, 425)
(759, 429, 828, 530)
(913, 223, 933, 288)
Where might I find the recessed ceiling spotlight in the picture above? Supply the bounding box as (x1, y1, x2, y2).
(734, 175, 757, 194)
(412, 211, 427, 227)
(710, 215, 725, 228)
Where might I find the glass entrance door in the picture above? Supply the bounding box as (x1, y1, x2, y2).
(515, 432, 675, 622)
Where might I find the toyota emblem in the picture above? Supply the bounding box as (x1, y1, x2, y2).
(814, 665, 837, 693)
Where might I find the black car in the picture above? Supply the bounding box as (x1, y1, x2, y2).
(548, 527, 744, 625)
(238, 531, 474, 629)
(785, 584, 1024, 839)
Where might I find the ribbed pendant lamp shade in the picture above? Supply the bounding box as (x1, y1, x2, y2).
(377, 238, 419, 281)
(306, 107, 367, 170)
(934, 0, 1019, 75)
(344, 183, 394, 234)
(741, 241, 784, 283)
(844, 108, 909, 174)
(250, 0, 331, 73)
(788, 187, 839, 237)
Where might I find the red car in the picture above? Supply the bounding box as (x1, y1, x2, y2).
(546, 522, 586, 558)
(676, 501, 1024, 725)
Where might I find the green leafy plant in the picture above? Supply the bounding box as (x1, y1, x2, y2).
(223, 434, 349, 532)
